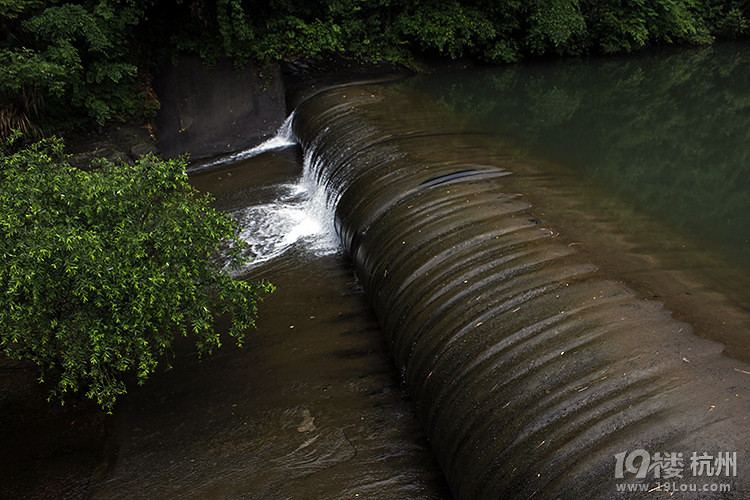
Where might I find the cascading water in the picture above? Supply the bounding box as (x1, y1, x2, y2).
(224, 147, 341, 273)
(90, 100, 452, 499)
(199, 115, 342, 274)
(287, 83, 750, 499)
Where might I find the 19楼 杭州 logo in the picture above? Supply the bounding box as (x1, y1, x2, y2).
(614, 449, 737, 493)
(615, 450, 737, 479)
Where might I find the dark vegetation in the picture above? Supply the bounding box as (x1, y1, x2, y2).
(2, 0, 750, 138)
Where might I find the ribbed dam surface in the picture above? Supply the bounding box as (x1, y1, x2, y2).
(291, 83, 750, 499)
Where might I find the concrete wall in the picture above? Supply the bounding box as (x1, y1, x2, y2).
(153, 56, 287, 161)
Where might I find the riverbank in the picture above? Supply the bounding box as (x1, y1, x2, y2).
(56, 55, 409, 168)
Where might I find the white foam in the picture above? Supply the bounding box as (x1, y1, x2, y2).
(224, 145, 341, 274)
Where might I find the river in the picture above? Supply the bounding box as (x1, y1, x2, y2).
(90, 44, 750, 499)
(407, 43, 750, 364)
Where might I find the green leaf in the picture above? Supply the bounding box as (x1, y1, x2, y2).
(0, 139, 272, 412)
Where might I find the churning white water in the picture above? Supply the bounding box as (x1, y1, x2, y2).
(219, 118, 341, 275)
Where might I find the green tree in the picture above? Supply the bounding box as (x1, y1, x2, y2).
(0, 136, 273, 411)
(0, 0, 157, 137)
(392, 1, 496, 59)
(2, 0, 750, 138)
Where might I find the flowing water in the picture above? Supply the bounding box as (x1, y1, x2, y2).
(407, 42, 750, 364)
(92, 44, 750, 499)
(90, 146, 450, 498)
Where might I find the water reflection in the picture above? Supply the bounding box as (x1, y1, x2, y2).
(413, 42, 750, 263)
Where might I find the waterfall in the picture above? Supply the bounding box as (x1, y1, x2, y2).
(289, 84, 750, 499)
(218, 115, 341, 274)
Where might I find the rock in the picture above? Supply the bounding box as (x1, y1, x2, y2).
(64, 123, 158, 169)
(130, 142, 157, 158)
(153, 56, 287, 161)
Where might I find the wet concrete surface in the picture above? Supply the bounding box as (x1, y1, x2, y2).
(497, 152, 750, 365)
(292, 83, 750, 498)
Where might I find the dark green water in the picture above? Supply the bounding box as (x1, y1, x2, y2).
(405, 43, 750, 363)
(413, 42, 750, 267)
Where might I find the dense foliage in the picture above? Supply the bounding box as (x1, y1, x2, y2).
(0, 0, 159, 136)
(2, 0, 749, 136)
(0, 136, 273, 410)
